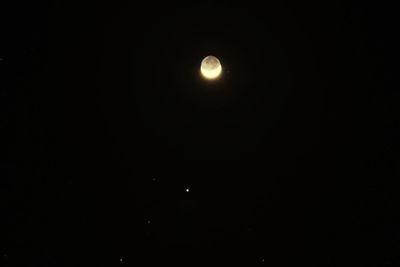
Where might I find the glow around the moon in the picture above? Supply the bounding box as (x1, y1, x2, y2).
(200, 55, 222, 79)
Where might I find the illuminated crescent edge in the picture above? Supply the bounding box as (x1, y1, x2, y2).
(201, 64, 222, 79)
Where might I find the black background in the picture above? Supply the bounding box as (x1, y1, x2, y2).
(2, 0, 399, 266)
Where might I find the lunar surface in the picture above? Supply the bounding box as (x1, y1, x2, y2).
(200, 55, 222, 79)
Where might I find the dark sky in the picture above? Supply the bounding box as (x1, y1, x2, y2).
(2, 0, 399, 266)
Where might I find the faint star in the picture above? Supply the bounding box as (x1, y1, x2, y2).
(147, 220, 151, 224)
(185, 188, 190, 192)
(119, 258, 123, 262)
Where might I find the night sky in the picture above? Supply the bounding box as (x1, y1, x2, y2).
(2, 1, 399, 266)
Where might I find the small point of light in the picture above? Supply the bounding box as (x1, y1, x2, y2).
(185, 188, 190, 192)
(147, 220, 151, 224)
(119, 258, 123, 262)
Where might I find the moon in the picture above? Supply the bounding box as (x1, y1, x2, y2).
(200, 55, 222, 80)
